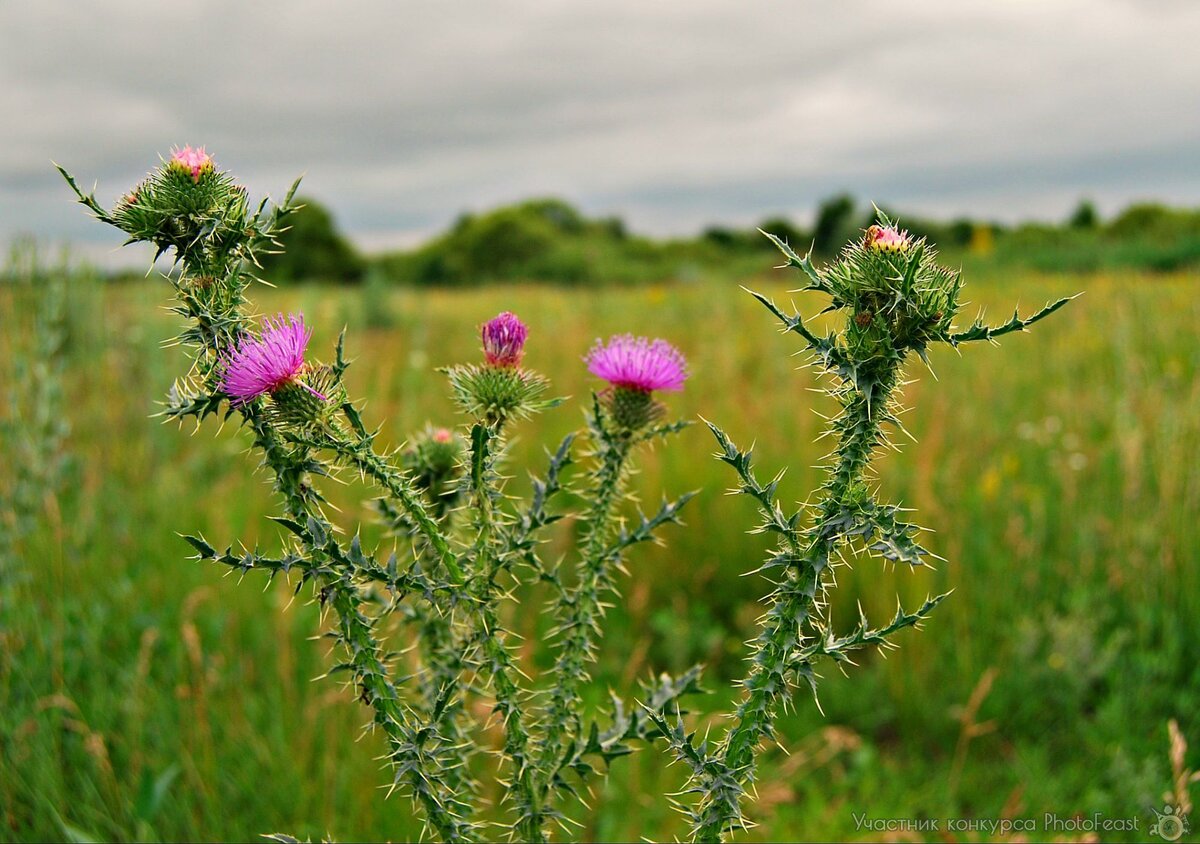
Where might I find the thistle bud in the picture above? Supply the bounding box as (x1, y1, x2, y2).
(402, 425, 466, 513)
(481, 311, 528, 367)
(864, 224, 910, 253)
(168, 145, 215, 183)
(447, 364, 549, 426)
(449, 310, 550, 424)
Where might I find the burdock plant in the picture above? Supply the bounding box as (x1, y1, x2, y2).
(59, 150, 1070, 843)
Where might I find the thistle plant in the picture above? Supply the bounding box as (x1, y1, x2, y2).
(59, 148, 1071, 842)
(58, 149, 700, 842)
(647, 222, 1073, 841)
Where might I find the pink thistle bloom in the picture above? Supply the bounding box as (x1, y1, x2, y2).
(169, 145, 214, 183)
(221, 313, 326, 406)
(585, 334, 688, 393)
(481, 311, 528, 367)
(864, 224, 910, 253)
(432, 427, 454, 444)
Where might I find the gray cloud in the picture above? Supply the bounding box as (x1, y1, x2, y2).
(3, 0, 1198, 263)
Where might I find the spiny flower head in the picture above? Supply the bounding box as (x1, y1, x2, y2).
(401, 425, 466, 514)
(864, 224, 910, 253)
(221, 313, 326, 406)
(481, 311, 528, 367)
(586, 335, 688, 393)
(169, 145, 214, 183)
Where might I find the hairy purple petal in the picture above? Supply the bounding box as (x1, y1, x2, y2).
(585, 334, 688, 393)
(221, 313, 316, 405)
(481, 311, 528, 367)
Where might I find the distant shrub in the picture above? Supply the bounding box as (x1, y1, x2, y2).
(259, 196, 364, 283)
(297, 192, 1200, 287)
(377, 197, 758, 286)
(1069, 199, 1099, 229)
(988, 204, 1200, 273)
(811, 193, 857, 255)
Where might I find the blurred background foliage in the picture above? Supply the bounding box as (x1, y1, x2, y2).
(257, 198, 365, 284)
(244, 193, 1200, 288)
(1, 233, 1196, 840)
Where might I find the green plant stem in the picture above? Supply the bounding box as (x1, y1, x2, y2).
(694, 373, 898, 843)
(332, 437, 465, 585)
(536, 433, 632, 788)
(464, 422, 546, 842)
(247, 413, 478, 843)
(158, 228, 477, 840)
(400, 539, 477, 809)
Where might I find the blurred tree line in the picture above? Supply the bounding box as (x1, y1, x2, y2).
(258, 198, 365, 283)
(252, 193, 1200, 285)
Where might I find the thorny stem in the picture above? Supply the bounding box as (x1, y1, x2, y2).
(67, 159, 479, 838)
(536, 430, 632, 789)
(465, 422, 547, 842)
(332, 438, 466, 584)
(248, 409, 478, 843)
(694, 383, 895, 842)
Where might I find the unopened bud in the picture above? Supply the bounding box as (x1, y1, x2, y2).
(865, 224, 910, 253)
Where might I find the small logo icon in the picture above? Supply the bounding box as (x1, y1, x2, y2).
(1149, 804, 1190, 842)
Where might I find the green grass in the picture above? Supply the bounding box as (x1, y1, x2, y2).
(2, 265, 1198, 842)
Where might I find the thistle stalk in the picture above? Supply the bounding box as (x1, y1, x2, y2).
(535, 422, 632, 784)
(223, 388, 480, 843)
(664, 223, 1073, 842)
(694, 382, 896, 841)
(534, 337, 692, 814)
(326, 431, 466, 584)
(464, 421, 546, 842)
(444, 315, 555, 840)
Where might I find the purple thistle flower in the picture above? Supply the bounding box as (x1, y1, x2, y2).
(585, 334, 688, 393)
(481, 311, 528, 367)
(221, 313, 326, 406)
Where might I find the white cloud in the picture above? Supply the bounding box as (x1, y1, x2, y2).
(3, 0, 1198, 258)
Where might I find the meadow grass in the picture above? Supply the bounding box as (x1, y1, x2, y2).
(1, 266, 1197, 842)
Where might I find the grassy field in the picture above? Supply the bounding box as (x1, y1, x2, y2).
(2, 262, 1198, 842)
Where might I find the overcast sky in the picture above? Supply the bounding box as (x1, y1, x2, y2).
(3, 0, 1198, 264)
